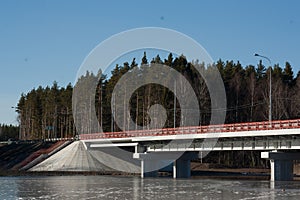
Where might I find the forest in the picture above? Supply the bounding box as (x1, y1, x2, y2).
(0, 124, 18, 141)
(15, 53, 300, 140)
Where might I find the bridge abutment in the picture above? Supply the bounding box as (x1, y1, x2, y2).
(261, 151, 300, 181)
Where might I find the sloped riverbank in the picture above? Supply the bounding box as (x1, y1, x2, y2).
(0, 140, 72, 175)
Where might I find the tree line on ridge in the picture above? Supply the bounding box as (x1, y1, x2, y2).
(14, 53, 300, 140)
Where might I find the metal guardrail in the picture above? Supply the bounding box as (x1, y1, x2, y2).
(80, 119, 300, 140)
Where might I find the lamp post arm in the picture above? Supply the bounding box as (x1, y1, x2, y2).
(254, 53, 272, 122)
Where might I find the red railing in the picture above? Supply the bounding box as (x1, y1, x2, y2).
(79, 119, 300, 140)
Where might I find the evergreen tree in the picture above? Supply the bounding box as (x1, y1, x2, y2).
(141, 51, 148, 65)
(283, 62, 294, 85)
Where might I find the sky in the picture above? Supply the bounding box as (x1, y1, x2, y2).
(0, 0, 300, 124)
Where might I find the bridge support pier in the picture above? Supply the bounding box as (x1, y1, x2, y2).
(261, 151, 300, 181)
(141, 159, 159, 178)
(134, 152, 198, 178)
(173, 159, 191, 178)
(269, 159, 293, 181)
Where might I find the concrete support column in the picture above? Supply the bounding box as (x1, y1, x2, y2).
(175, 159, 191, 178)
(141, 159, 158, 178)
(173, 161, 176, 179)
(134, 152, 198, 179)
(172, 152, 198, 178)
(261, 151, 300, 181)
(270, 159, 293, 181)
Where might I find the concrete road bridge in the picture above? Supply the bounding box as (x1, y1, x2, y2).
(79, 119, 300, 181)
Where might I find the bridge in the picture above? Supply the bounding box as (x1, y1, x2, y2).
(79, 119, 300, 181)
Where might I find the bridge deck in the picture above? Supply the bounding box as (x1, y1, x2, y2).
(80, 119, 300, 140)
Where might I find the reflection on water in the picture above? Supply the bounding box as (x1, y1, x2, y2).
(0, 176, 300, 200)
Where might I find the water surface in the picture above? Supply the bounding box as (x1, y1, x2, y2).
(0, 176, 300, 200)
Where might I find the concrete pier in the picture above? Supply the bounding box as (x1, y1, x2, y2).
(270, 159, 293, 181)
(134, 152, 198, 178)
(173, 159, 191, 178)
(141, 160, 159, 178)
(261, 151, 300, 181)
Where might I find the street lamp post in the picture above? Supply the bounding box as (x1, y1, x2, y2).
(254, 53, 272, 122)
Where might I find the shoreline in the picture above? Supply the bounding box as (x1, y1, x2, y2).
(0, 169, 275, 181)
(0, 170, 140, 177)
(1, 168, 299, 181)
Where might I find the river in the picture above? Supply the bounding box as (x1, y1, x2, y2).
(0, 176, 300, 199)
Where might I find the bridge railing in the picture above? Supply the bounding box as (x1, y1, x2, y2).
(79, 119, 300, 140)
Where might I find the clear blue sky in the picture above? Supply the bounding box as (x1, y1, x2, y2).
(1, 0, 300, 124)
